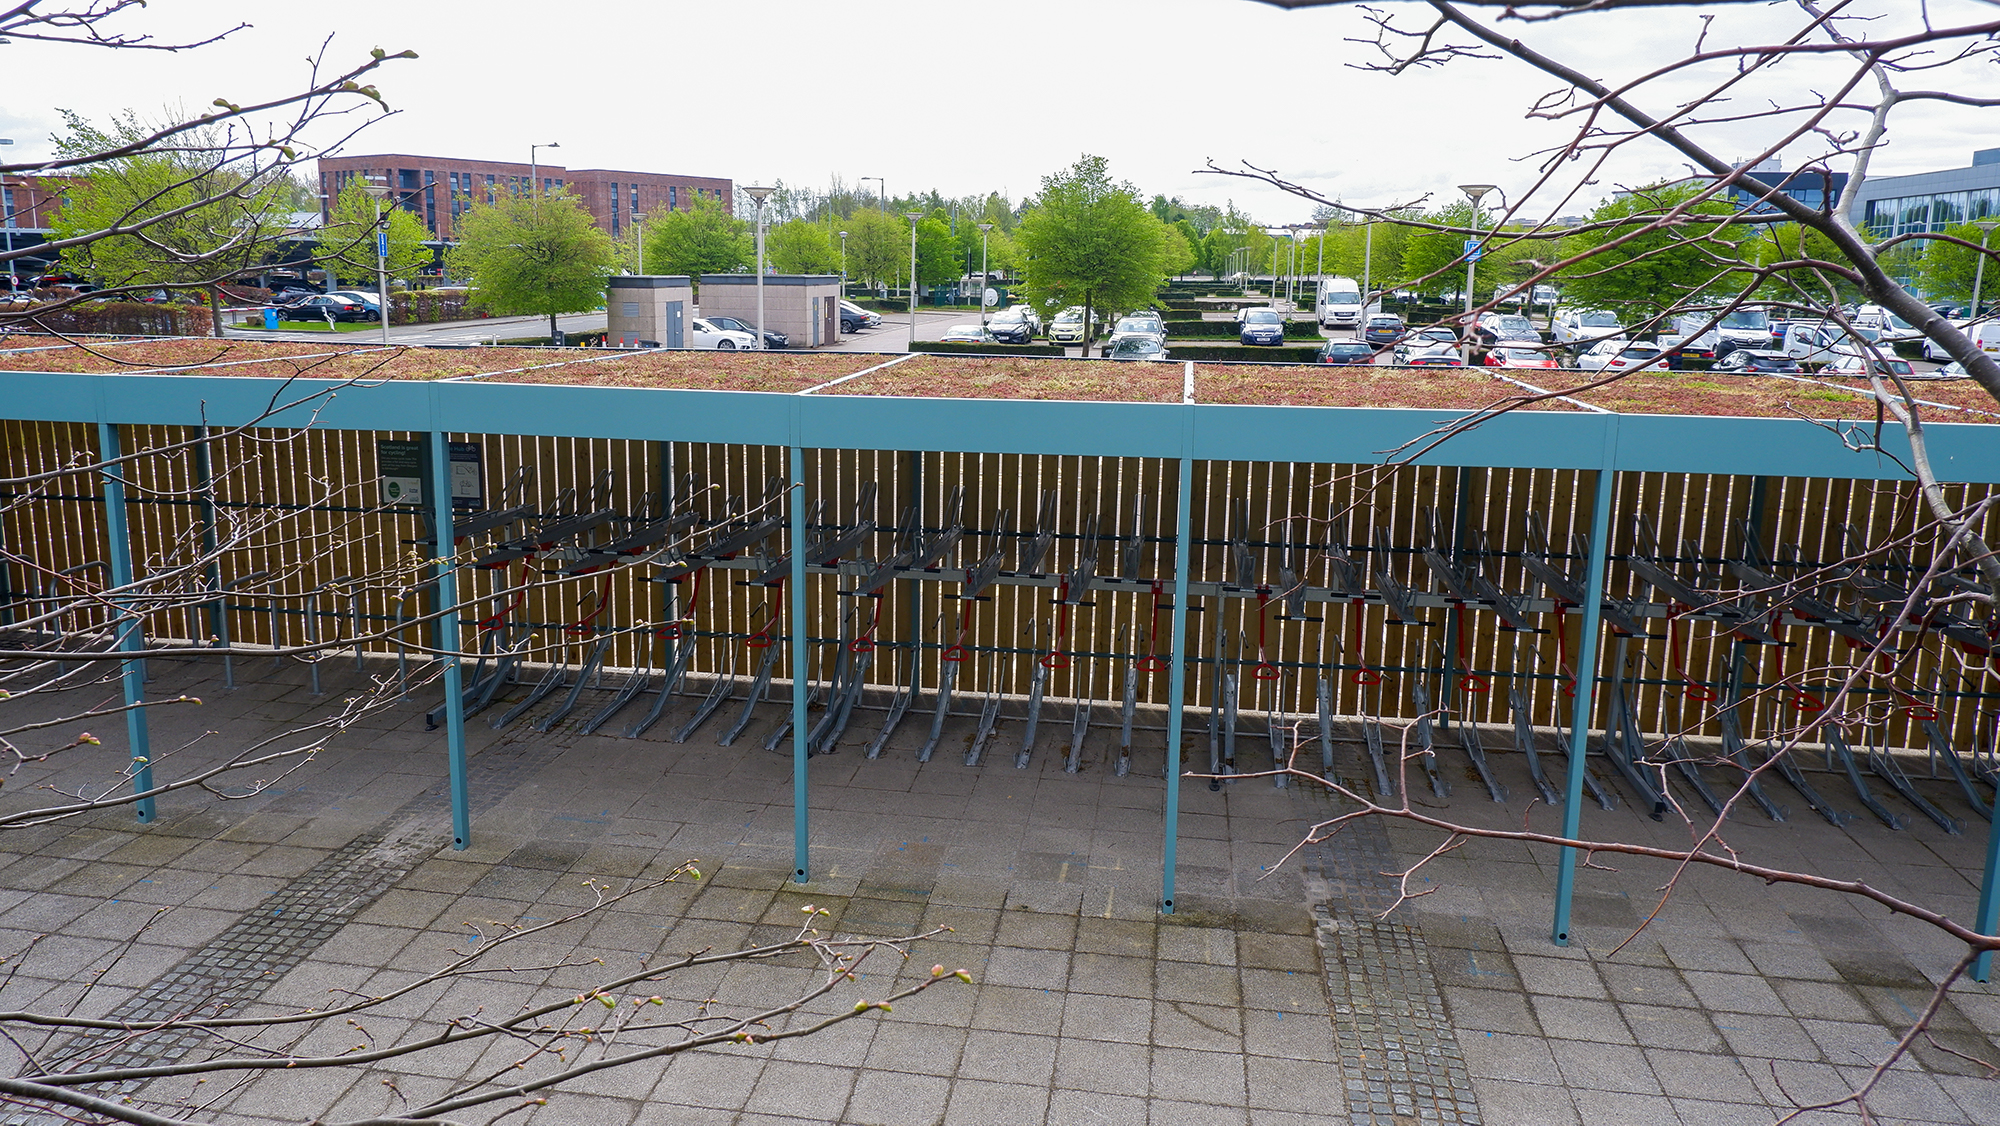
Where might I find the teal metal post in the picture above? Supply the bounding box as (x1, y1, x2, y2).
(1975, 790, 2000, 981)
(1160, 450, 1195, 913)
(790, 444, 811, 883)
(427, 433, 471, 849)
(96, 423, 154, 822)
(1552, 465, 1616, 945)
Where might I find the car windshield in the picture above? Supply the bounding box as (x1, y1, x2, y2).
(1494, 316, 1534, 334)
(1113, 339, 1156, 355)
(1620, 347, 1661, 358)
(1368, 318, 1399, 328)
(1325, 292, 1359, 305)
(1327, 344, 1369, 356)
(1244, 310, 1282, 324)
(1504, 348, 1542, 360)
(1581, 312, 1619, 327)
(1719, 309, 1769, 330)
(1114, 318, 1152, 333)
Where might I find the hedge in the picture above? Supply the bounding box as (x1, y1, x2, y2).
(2, 299, 212, 336)
(1166, 343, 1324, 363)
(1168, 321, 1323, 340)
(394, 290, 489, 325)
(857, 297, 908, 313)
(910, 340, 1066, 357)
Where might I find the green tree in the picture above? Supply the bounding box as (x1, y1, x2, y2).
(1016, 156, 1169, 355)
(447, 188, 617, 340)
(843, 208, 904, 290)
(1914, 221, 1996, 307)
(1396, 201, 1481, 299)
(46, 109, 293, 333)
(643, 196, 751, 289)
(322, 178, 433, 287)
(1553, 183, 1746, 321)
(915, 216, 956, 297)
(767, 219, 839, 274)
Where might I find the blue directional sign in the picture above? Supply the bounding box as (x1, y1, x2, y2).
(377, 231, 389, 259)
(1463, 237, 1485, 262)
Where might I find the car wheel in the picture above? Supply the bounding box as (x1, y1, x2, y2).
(717, 339, 736, 350)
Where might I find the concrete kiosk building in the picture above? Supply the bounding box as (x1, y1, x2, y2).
(699, 274, 844, 348)
(606, 275, 695, 348)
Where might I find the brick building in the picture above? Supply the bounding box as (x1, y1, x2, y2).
(317, 154, 732, 241)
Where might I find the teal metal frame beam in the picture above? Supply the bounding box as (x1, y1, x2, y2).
(1161, 450, 1195, 913)
(789, 443, 811, 883)
(1552, 464, 1617, 946)
(427, 432, 471, 849)
(95, 422, 154, 822)
(1977, 793, 2000, 981)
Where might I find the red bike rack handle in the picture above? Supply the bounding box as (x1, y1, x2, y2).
(1791, 690, 1825, 713)
(850, 637, 875, 653)
(941, 644, 968, 663)
(1459, 672, 1491, 693)
(1253, 661, 1281, 681)
(1683, 684, 1720, 703)
(1041, 651, 1070, 669)
(1136, 654, 1168, 673)
(1351, 668, 1382, 686)
(747, 632, 773, 649)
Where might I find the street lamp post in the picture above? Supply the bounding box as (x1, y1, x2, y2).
(839, 230, 848, 297)
(1458, 183, 1498, 325)
(745, 186, 776, 351)
(363, 178, 394, 345)
(860, 177, 885, 209)
(1974, 220, 1999, 317)
(1, 138, 14, 291)
(529, 141, 560, 202)
(905, 211, 923, 350)
(1268, 229, 1284, 310)
(977, 222, 993, 332)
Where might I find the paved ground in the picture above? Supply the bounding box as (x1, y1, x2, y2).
(0, 650, 1994, 1125)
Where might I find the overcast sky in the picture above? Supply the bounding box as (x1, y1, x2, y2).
(6, 1, 1993, 224)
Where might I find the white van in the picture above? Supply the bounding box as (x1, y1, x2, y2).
(1316, 276, 1363, 329)
(1920, 318, 2000, 361)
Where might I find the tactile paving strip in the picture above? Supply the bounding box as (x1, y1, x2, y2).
(1314, 812, 1482, 1126)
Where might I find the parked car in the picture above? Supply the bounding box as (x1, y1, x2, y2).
(688, 317, 757, 349)
(1920, 319, 2000, 360)
(704, 315, 786, 348)
(837, 300, 880, 334)
(1393, 325, 1460, 363)
(1482, 345, 1560, 369)
(1851, 305, 1923, 343)
(1573, 337, 1634, 372)
(1402, 343, 1465, 367)
(1108, 336, 1170, 361)
(1552, 308, 1625, 346)
(940, 324, 999, 345)
(1816, 353, 1914, 378)
(1109, 313, 1166, 347)
(1239, 307, 1287, 346)
(1318, 340, 1376, 366)
(986, 307, 1039, 344)
(278, 294, 373, 323)
(326, 290, 384, 322)
(1474, 312, 1539, 345)
(1933, 360, 1970, 378)
(1048, 306, 1088, 344)
(1361, 314, 1406, 346)
(1597, 342, 1669, 372)
(1713, 348, 1805, 375)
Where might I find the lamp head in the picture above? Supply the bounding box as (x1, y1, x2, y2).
(1459, 183, 1498, 204)
(743, 185, 776, 203)
(1978, 220, 1999, 234)
(977, 222, 993, 232)
(905, 211, 923, 222)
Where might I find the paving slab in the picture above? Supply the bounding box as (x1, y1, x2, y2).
(0, 656, 1992, 1125)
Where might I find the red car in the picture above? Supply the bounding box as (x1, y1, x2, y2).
(1483, 345, 1560, 369)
